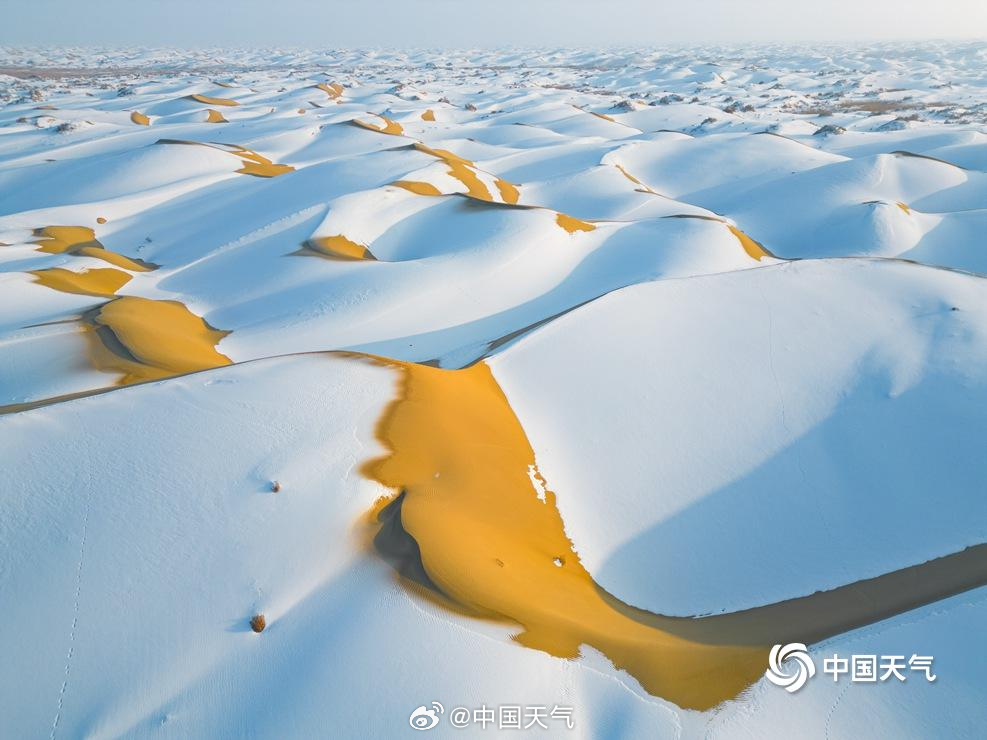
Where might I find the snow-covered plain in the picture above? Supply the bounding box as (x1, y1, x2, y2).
(1, 43, 986, 738)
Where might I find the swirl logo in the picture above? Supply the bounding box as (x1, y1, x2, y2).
(765, 643, 815, 693)
(409, 703, 443, 731)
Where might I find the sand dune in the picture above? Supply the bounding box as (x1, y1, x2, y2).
(2, 43, 986, 739)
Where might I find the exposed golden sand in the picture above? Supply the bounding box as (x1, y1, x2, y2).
(363, 360, 767, 710)
(727, 225, 771, 261)
(447, 159, 496, 200)
(30, 267, 132, 297)
(897, 201, 912, 214)
(556, 213, 596, 233)
(89, 296, 231, 384)
(32, 226, 156, 272)
(363, 358, 987, 711)
(189, 94, 239, 107)
(352, 116, 404, 136)
(315, 82, 343, 99)
(130, 111, 150, 126)
(96, 217, 107, 224)
(495, 178, 521, 204)
(392, 180, 443, 196)
(206, 109, 228, 123)
(233, 146, 295, 177)
(414, 142, 471, 165)
(614, 163, 659, 195)
(615, 163, 643, 185)
(305, 235, 376, 261)
(413, 143, 520, 204)
(421, 109, 436, 122)
(155, 140, 293, 177)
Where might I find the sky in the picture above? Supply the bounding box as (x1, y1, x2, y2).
(3, 0, 987, 47)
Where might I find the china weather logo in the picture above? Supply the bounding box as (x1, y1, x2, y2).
(765, 643, 816, 693)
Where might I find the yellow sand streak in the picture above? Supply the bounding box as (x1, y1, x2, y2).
(316, 82, 343, 99)
(414, 142, 471, 165)
(91, 296, 231, 384)
(615, 163, 642, 185)
(189, 94, 239, 107)
(130, 111, 150, 126)
(495, 179, 521, 204)
(362, 360, 767, 711)
(32, 226, 155, 272)
(231, 144, 295, 177)
(614, 163, 659, 195)
(421, 109, 436, 122)
(392, 180, 443, 196)
(29, 267, 132, 297)
(157, 140, 292, 177)
(897, 201, 912, 214)
(556, 213, 596, 233)
(726, 225, 771, 261)
(206, 109, 228, 123)
(413, 143, 520, 204)
(447, 159, 494, 200)
(236, 158, 295, 178)
(306, 235, 376, 261)
(353, 116, 405, 136)
(362, 359, 987, 710)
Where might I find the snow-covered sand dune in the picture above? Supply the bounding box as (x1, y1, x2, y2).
(1, 43, 986, 738)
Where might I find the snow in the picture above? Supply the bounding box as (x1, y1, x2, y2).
(490, 259, 987, 616)
(2, 41, 986, 738)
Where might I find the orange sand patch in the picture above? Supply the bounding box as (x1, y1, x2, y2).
(556, 213, 596, 233)
(362, 360, 766, 710)
(614, 163, 658, 194)
(392, 180, 443, 196)
(32, 226, 155, 272)
(233, 146, 295, 177)
(155, 140, 293, 177)
(352, 115, 404, 136)
(89, 296, 231, 384)
(315, 82, 343, 99)
(130, 111, 150, 126)
(413, 143, 520, 204)
(363, 358, 987, 711)
(29, 267, 132, 297)
(189, 94, 239, 107)
(305, 235, 376, 261)
(206, 109, 228, 123)
(726, 225, 772, 261)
